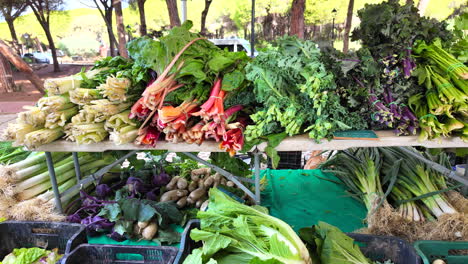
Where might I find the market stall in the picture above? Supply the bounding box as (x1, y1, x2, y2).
(0, 0, 467, 263)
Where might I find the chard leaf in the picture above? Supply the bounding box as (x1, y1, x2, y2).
(222, 70, 245, 91)
(208, 54, 235, 72)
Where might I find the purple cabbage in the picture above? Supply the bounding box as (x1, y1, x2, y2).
(145, 187, 160, 201)
(96, 184, 112, 199)
(152, 169, 171, 187)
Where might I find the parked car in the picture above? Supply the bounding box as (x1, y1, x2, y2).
(22, 52, 52, 64)
(208, 38, 258, 57)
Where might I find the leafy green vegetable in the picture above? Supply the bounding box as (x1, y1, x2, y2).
(127, 21, 251, 106)
(183, 188, 311, 264)
(299, 222, 372, 264)
(209, 152, 252, 178)
(1, 247, 62, 264)
(244, 36, 366, 156)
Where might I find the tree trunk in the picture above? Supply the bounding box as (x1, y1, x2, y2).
(417, 0, 430, 16)
(113, 0, 128, 58)
(41, 22, 60, 72)
(200, 0, 213, 35)
(104, 11, 117, 57)
(137, 0, 147, 36)
(290, 0, 306, 39)
(5, 18, 19, 45)
(0, 53, 16, 93)
(165, 0, 181, 28)
(0, 39, 44, 94)
(343, 0, 354, 54)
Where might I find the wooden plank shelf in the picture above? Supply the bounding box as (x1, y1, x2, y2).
(31, 130, 467, 152)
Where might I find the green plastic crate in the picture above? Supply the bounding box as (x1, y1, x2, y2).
(414, 240, 468, 264)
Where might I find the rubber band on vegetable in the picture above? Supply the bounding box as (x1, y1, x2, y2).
(419, 114, 437, 120)
(446, 63, 465, 74)
(371, 100, 382, 107)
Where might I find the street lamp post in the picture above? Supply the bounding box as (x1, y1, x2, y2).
(331, 8, 337, 41)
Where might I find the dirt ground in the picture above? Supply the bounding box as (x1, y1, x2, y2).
(0, 64, 90, 103)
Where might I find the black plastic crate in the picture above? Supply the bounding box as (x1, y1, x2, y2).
(62, 244, 179, 264)
(0, 221, 86, 259)
(174, 220, 421, 264)
(348, 233, 421, 264)
(173, 220, 202, 264)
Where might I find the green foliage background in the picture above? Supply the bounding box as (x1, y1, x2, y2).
(0, 0, 465, 51)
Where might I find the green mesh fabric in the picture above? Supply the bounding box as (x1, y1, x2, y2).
(260, 169, 367, 232)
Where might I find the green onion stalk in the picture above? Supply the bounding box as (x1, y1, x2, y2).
(45, 106, 79, 129)
(381, 147, 457, 219)
(6, 154, 118, 221)
(69, 88, 102, 105)
(320, 148, 384, 213)
(65, 122, 109, 144)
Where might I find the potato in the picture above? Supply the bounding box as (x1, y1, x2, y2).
(188, 181, 198, 192)
(204, 176, 214, 188)
(177, 178, 188, 190)
(166, 176, 180, 190)
(191, 168, 211, 177)
(187, 197, 195, 204)
(177, 197, 188, 208)
(177, 189, 189, 197)
(227, 181, 235, 187)
(141, 222, 158, 240)
(137, 221, 149, 230)
(213, 173, 222, 187)
(189, 187, 207, 201)
(160, 190, 179, 202)
(432, 260, 446, 264)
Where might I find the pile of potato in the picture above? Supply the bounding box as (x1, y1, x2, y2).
(159, 168, 236, 209)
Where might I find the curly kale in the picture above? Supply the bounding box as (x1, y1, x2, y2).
(245, 36, 367, 145)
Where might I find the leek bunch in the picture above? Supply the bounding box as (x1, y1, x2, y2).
(106, 110, 140, 144)
(17, 107, 46, 127)
(65, 122, 109, 144)
(2, 123, 38, 144)
(98, 76, 131, 102)
(71, 100, 132, 124)
(37, 95, 75, 112)
(23, 128, 64, 149)
(69, 88, 102, 105)
(44, 68, 104, 95)
(45, 106, 79, 129)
